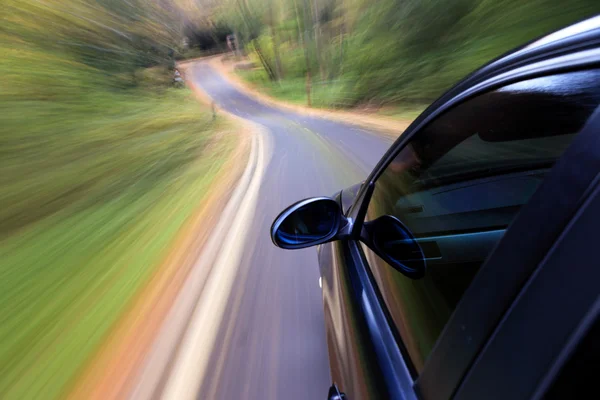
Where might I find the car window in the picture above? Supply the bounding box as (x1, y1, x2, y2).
(361, 69, 600, 373)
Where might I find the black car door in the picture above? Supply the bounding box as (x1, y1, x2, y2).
(321, 62, 600, 399)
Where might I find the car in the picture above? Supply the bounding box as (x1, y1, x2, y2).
(270, 15, 600, 400)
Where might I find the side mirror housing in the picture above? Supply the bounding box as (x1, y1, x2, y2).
(362, 215, 426, 279)
(271, 197, 348, 249)
(270, 197, 426, 279)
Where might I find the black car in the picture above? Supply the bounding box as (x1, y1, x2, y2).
(271, 16, 600, 400)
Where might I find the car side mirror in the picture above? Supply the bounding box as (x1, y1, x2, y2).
(271, 197, 347, 249)
(363, 215, 426, 279)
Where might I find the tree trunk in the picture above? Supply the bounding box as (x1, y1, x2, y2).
(312, 0, 325, 80)
(338, 7, 345, 77)
(236, 0, 276, 80)
(292, 0, 303, 45)
(233, 30, 241, 58)
(269, 4, 283, 80)
(296, 0, 313, 107)
(255, 45, 276, 80)
(306, 70, 312, 107)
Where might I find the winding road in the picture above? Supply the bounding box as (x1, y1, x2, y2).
(138, 60, 394, 400)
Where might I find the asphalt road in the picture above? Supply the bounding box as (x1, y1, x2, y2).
(184, 62, 393, 400)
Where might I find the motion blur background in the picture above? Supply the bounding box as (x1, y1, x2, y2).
(1, 0, 599, 399)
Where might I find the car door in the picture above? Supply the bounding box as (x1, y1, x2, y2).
(451, 149, 600, 400)
(321, 61, 600, 400)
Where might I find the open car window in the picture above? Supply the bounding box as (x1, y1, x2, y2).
(361, 69, 600, 373)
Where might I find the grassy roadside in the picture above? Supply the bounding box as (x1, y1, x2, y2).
(2, 1, 243, 397)
(237, 69, 347, 107)
(1, 56, 236, 398)
(236, 68, 426, 121)
(216, 60, 412, 139)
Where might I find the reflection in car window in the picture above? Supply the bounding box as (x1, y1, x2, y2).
(362, 70, 600, 373)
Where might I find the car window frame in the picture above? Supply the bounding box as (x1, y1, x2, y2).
(344, 48, 600, 400)
(347, 46, 600, 225)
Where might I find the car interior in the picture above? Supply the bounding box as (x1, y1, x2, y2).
(370, 69, 600, 308)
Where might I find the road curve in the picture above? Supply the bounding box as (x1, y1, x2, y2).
(166, 61, 393, 400)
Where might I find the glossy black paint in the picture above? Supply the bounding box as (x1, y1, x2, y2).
(327, 384, 347, 400)
(362, 215, 425, 279)
(315, 16, 600, 400)
(340, 182, 363, 215)
(318, 238, 416, 400)
(265, 16, 600, 400)
(318, 239, 390, 400)
(271, 197, 342, 249)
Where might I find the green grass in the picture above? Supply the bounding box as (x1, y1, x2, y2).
(376, 105, 427, 121)
(237, 69, 310, 104)
(0, 40, 235, 398)
(237, 68, 360, 108)
(237, 68, 425, 119)
(0, 90, 233, 399)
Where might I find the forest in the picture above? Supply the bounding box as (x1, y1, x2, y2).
(208, 0, 599, 111)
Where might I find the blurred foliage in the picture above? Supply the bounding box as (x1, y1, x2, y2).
(2, 0, 181, 77)
(0, 90, 233, 399)
(217, 0, 599, 107)
(2, 0, 599, 396)
(0, 0, 233, 398)
(175, 0, 231, 55)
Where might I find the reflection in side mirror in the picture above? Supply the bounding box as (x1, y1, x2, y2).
(271, 197, 344, 249)
(363, 215, 426, 279)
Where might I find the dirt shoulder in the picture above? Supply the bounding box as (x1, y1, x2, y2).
(66, 80, 254, 400)
(210, 55, 412, 140)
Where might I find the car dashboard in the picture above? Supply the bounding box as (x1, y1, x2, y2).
(395, 169, 546, 305)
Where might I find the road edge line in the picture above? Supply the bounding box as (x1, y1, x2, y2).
(208, 56, 410, 139)
(157, 115, 271, 400)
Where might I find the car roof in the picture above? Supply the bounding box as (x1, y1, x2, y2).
(525, 15, 600, 50)
(440, 15, 600, 107)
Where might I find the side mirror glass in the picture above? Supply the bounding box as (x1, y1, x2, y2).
(271, 197, 343, 249)
(363, 215, 426, 279)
